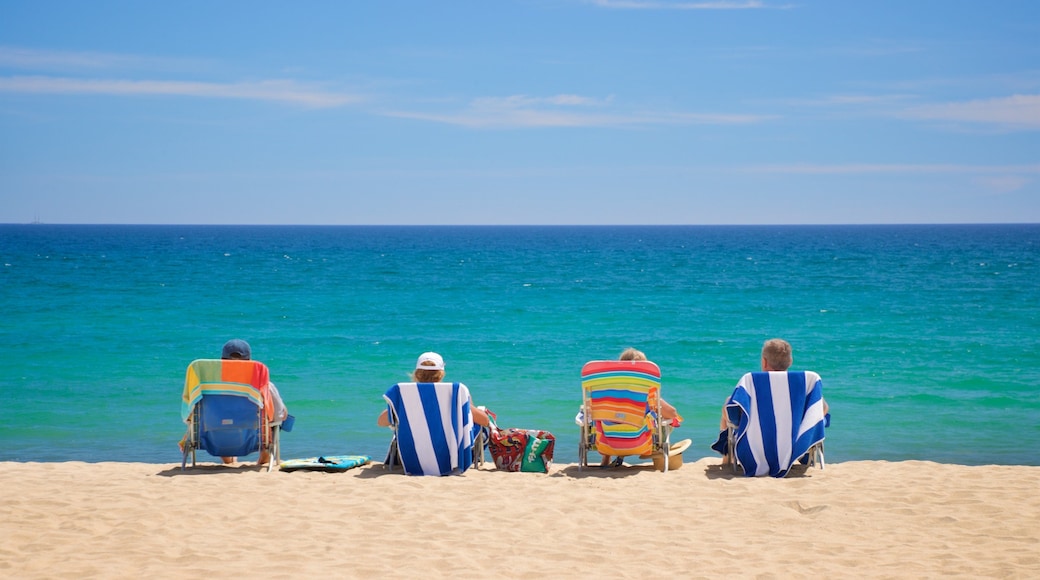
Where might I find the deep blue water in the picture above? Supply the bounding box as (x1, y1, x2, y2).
(1, 224, 1038, 465)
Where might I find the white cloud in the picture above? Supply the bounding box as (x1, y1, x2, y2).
(745, 163, 1036, 194)
(749, 163, 1040, 175)
(0, 75, 362, 108)
(973, 175, 1032, 195)
(0, 46, 133, 69)
(0, 46, 203, 73)
(901, 94, 1040, 130)
(470, 94, 610, 109)
(791, 94, 915, 107)
(382, 93, 768, 128)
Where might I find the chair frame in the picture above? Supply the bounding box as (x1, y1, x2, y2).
(722, 370, 826, 477)
(385, 425, 486, 472)
(382, 382, 477, 476)
(723, 421, 823, 475)
(181, 401, 282, 472)
(180, 359, 281, 473)
(578, 360, 671, 472)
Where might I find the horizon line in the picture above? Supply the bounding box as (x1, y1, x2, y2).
(4, 221, 1038, 227)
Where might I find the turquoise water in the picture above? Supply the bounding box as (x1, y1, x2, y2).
(2, 224, 1038, 466)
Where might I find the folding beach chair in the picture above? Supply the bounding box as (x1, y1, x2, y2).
(715, 371, 827, 477)
(382, 382, 477, 476)
(180, 359, 283, 472)
(578, 360, 672, 472)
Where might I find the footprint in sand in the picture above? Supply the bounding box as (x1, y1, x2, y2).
(785, 501, 828, 515)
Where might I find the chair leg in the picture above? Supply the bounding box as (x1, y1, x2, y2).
(727, 427, 738, 474)
(662, 426, 671, 474)
(267, 426, 280, 473)
(812, 443, 825, 469)
(472, 428, 486, 468)
(384, 437, 399, 471)
(181, 419, 197, 471)
(578, 428, 589, 472)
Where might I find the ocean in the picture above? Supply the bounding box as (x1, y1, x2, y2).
(1, 224, 1038, 466)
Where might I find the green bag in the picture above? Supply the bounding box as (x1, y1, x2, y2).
(520, 430, 555, 473)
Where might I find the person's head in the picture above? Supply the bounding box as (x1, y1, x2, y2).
(619, 347, 647, 361)
(761, 338, 792, 371)
(413, 351, 446, 382)
(221, 339, 252, 360)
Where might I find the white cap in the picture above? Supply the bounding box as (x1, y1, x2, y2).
(415, 352, 445, 371)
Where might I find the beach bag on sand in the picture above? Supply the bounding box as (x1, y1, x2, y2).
(489, 428, 555, 473)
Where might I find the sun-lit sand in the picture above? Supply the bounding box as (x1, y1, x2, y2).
(2, 457, 1038, 578)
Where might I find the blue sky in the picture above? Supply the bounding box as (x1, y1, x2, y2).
(1, 0, 1038, 225)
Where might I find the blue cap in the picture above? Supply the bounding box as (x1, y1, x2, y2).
(221, 339, 251, 360)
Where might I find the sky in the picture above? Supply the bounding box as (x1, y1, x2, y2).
(1, 0, 1038, 225)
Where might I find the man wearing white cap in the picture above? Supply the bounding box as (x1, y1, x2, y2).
(377, 352, 491, 427)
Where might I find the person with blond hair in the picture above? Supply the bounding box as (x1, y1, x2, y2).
(619, 348, 680, 421)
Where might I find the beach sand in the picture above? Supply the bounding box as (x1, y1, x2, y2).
(1, 457, 1038, 579)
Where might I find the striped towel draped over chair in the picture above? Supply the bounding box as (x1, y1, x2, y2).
(181, 359, 273, 422)
(383, 382, 475, 476)
(724, 371, 827, 477)
(179, 359, 280, 471)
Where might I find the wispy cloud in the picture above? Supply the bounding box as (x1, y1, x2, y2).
(749, 163, 1040, 175)
(585, 0, 781, 9)
(0, 46, 203, 74)
(834, 38, 928, 58)
(382, 93, 769, 128)
(783, 93, 916, 108)
(477, 94, 607, 108)
(974, 175, 1032, 194)
(0, 75, 363, 108)
(747, 163, 1038, 194)
(899, 94, 1040, 131)
(777, 91, 1040, 132)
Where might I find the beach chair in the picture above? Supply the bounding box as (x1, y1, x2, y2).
(180, 359, 282, 472)
(578, 360, 672, 472)
(716, 371, 827, 477)
(382, 382, 477, 476)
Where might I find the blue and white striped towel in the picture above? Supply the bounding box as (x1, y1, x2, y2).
(383, 382, 475, 476)
(725, 371, 827, 477)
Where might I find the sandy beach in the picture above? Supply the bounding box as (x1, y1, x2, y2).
(2, 457, 1038, 579)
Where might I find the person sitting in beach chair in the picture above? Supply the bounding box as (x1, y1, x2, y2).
(712, 338, 829, 477)
(378, 352, 491, 476)
(577, 357, 679, 472)
(179, 340, 291, 471)
(594, 348, 682, 468)
(215, 339, 290, 465)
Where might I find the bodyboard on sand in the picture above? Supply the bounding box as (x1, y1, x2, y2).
(279, 455, 371, 472)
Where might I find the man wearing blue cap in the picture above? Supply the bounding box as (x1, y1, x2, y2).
(220, 339, 289, 466)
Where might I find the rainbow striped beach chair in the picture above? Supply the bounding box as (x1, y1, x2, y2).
(180, 359, 282, 472)
(578, 360, 672, 472)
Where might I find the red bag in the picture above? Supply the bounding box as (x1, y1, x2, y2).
(489, 428, 555, 473)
